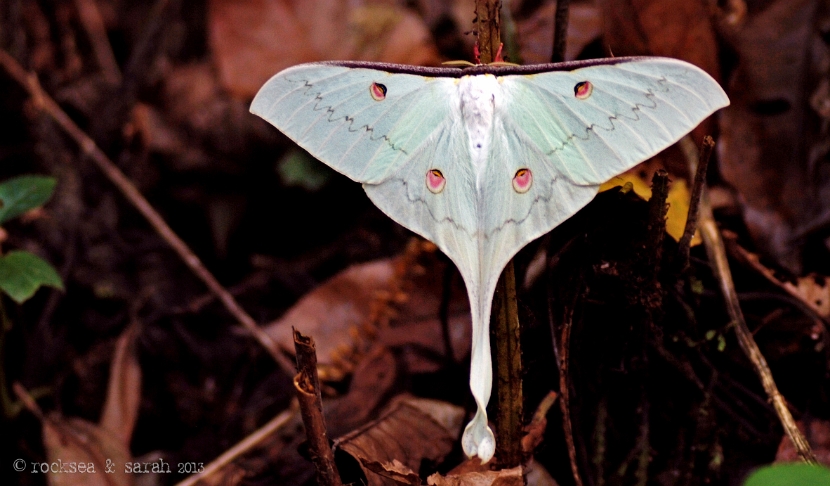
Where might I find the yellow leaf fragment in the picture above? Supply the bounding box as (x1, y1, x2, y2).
(601, 170, 701, 245)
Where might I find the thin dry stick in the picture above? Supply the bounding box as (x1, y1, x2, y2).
(551, 0, 571, 62)
(0, 49, 288, 370)
(634, 394, 649, 486)
(73, 0, 122, 83)
(677, 136, 713, 270)
(679, 136, 817, 464)
(559, 294, 583, 486)
(294, 329, 343, 486)
(475, 0, 502, 63)
(647, 169, 669, 273)
(475, 0, 525, 469)
(521, 390, 558, 454)
(176, 404, 297, 486)
(493, 262, 523, 467)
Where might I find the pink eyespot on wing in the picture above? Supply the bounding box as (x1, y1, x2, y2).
(370, 82, 387, 101)
(512, 168, 532, 193)
(574, 81, 593, 100)
(426, 169, 446, 194)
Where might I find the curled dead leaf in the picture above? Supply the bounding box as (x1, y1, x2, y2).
(426, 465, 524, 486)
(335, 396, 465, 486)
(41, 414, 133, 486)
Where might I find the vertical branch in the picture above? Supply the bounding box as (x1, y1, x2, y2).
(677, 136, 714, 271)
(475, 0, 525, 470)
(493, 262, 523, 467)
(559, 291, 583, 486)
(293, 329, 343, 486)
(592, 398, 608, 486)
(475, 0, 501, 63)
(678, 137, 817, 464)
(552, 0, 571, 62)
(646, 170, 669, 269)
(634, 397, 650, 486)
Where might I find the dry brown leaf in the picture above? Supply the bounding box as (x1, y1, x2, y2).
(717, 0, 823, 271)
(31, 321, 141, 486)
(325, 346, 399, 436)
(335, 396, 465, 486)
(363, 458, 422, 485)
(427, 465, 524, 486)
(208, 0, 441, 98)
(378, 311, 471, 374)
(99, 323, 141, 446)
(41, 414, 133, 486)
(265, 243, 470, 379)
(266, 258, 397, 372)
(783, 276, 830, 318)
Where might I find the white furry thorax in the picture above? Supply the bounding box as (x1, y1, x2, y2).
(458, 75, 500, 190)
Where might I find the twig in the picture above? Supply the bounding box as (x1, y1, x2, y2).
(552, 0, 571, 62)
(737, 291, 826, 331)
(474, 0, 526, 470)
(177, 270, 270, 314)
(176, 404, 297, 486)
(546, 235, 581, 373)
(73, 0, 121, 83)
(547, 280, 562, 375)
(678, 136, 817, 463)
(121, 0, 172, 80)
(493, 261, 523, 468)
(293, 329, 343, 486)
(0, 49, 288, 369)
(475, 0, 501, 64)
(677, 136, 714, 271)
(727, 238, 830, 328)
(90, 0, 174, 147)
(647, 170, 669, 276)
(592, 398, 607, 486)
(560, 291, 583, 486)
(650, 339, 769, 438)
(634, 393, 650, 486)
(521, 391, 558, 453)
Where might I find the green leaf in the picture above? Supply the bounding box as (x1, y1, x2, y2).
(277, 149, 333, 191)
(0, 251, 63, 304)
(0, 175, 57, 224)
(744, 463, 830, 486)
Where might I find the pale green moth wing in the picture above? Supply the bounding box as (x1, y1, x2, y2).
(500, 57, 729, 185)
(251, 64, 456, 184)
(250, 57, 730, 464)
